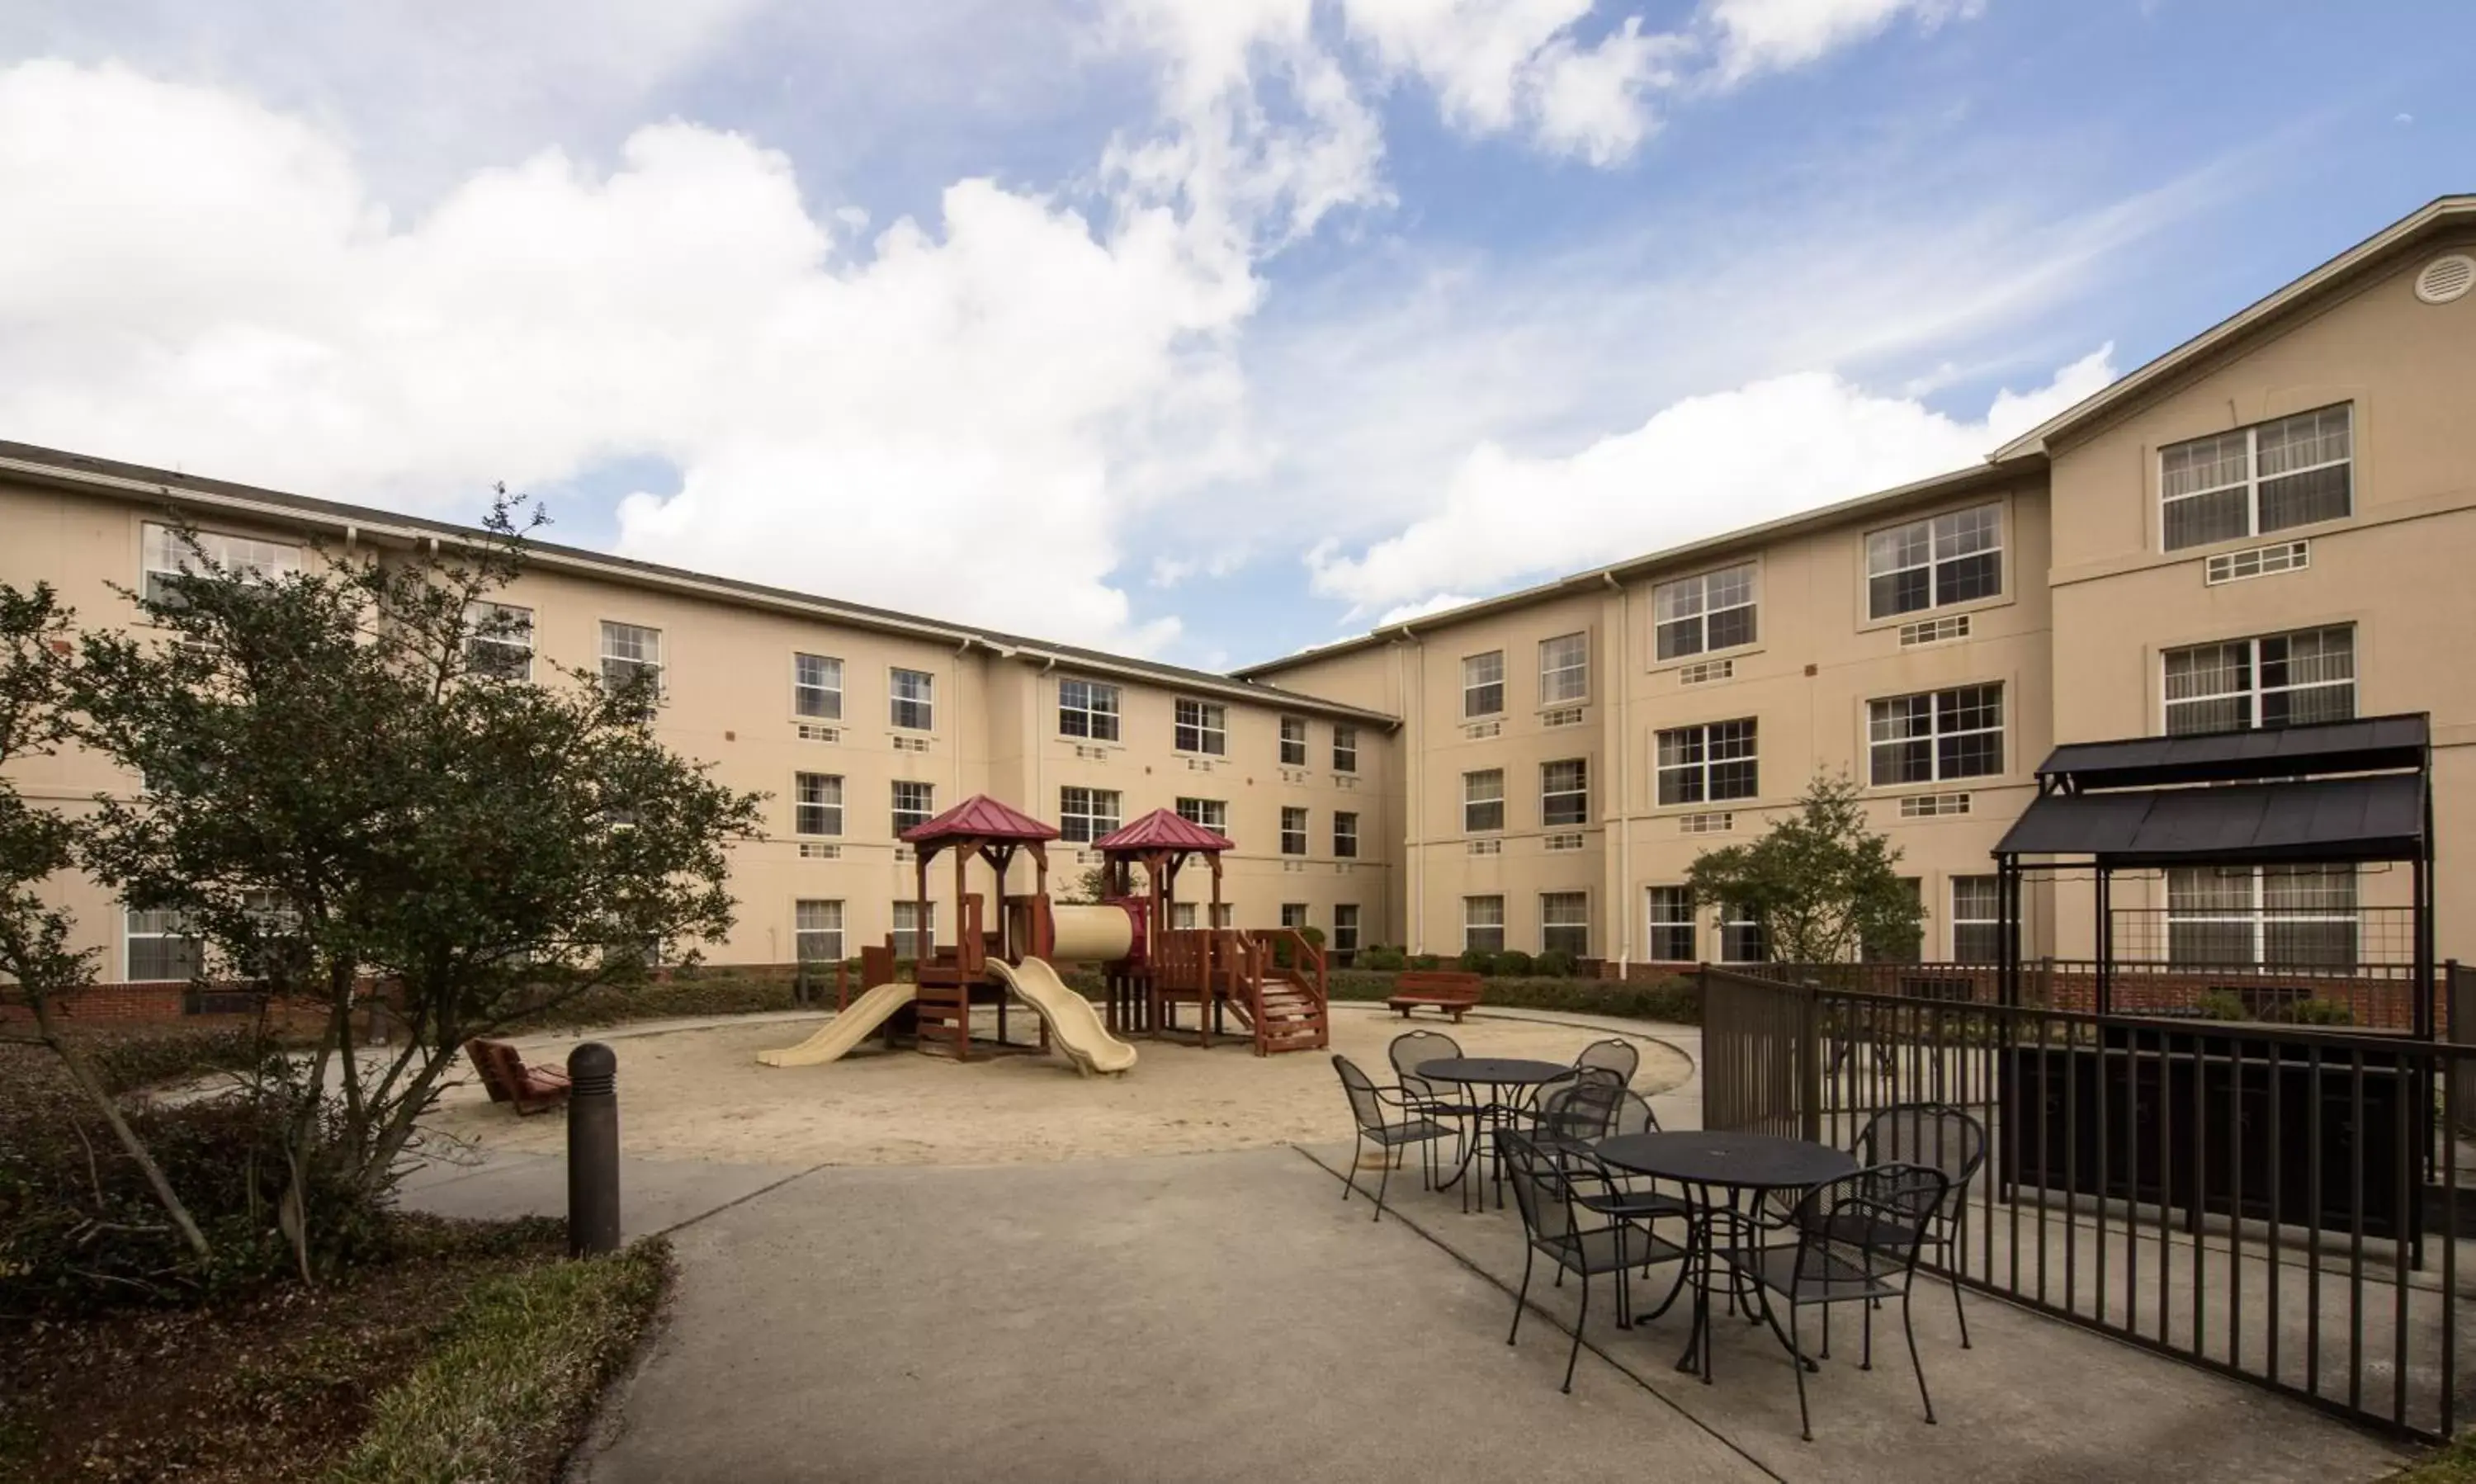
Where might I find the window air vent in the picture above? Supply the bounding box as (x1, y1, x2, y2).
(1464, 721, 1503, 740)
(1898, 792, 1972, 819)
(796, 723, 841, 744)
(2415, 253, 2475, 305)
(1077, 848, 1103, 865)
(799, 842, 842, 859)
(893, 845, 914, 863)
(1899, 614, 1970, 646)
(1335, 775, 1358, 791)
(2204, 540, 2309, 585)
(1679, 659, 1734, 685)
(1543, 706, 1585, 728)
(1283, 858, 1309, 873)
(1281, 768, 1310, 783)
(1679, 811, 1734, 835)
(1072, 744, 1110, 761)
(1543, 831, 1585, 853)
(1467, 839, 1502, 857)
(892, 736, 930, 754)
(1186, 756, 1217, 773)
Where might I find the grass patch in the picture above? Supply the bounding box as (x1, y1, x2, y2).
(324, 1238, 671, 1484)
(2395, 1436, 2476, 1482)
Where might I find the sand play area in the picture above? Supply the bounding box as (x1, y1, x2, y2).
(424, 1007, 1693, 1169)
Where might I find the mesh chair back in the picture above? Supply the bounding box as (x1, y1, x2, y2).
(1497, 1130, 1583, 1245)
(1332, 1055, 1392, 1137)
(1574, 1037, 1639, 1086)
(1856, 1104, 1986, 1218)
(1537, 1077, 1625, 1144)
(1388, 1029, 1464, 1101)
(1788, 1162, 1948, 1297)
(1608, 1088, 1661, 1136)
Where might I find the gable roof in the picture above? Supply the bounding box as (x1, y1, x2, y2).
(900, 793, 1059, 846)
(1992, 194, 2476, 460)
(1090, 807, 1234, 854)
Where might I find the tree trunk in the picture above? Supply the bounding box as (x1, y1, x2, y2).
(26, 992, 214, 1261)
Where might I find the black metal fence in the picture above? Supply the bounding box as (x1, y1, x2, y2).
(1699, 963, 2476, 1439)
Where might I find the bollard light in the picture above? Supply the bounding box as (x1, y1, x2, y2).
(567, 1041, 621, 1256)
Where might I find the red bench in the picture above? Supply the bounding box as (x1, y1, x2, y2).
(1387, 971, 1485, 1023)
(463, 1038, 573, 1116)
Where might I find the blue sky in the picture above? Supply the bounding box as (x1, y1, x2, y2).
(1, 1, 2469, 670)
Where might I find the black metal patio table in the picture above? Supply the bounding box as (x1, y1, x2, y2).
(1596, 1130, 1858, 1382)
(1415, 1056, 1572, 1208)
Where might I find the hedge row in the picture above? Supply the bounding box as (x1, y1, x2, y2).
(1325, 970, 1701, 1026)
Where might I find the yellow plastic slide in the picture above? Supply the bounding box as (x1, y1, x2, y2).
(986, 957, 1138, 1077)
(754, 981, 917, 1066)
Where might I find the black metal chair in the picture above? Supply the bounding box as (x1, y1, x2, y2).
(1713, 1162, 1950, 1440)
(1388, 1028, 1485, 1124)
(1574, 1037, 1640, 1087)
(1331, 1055, 1455, 1222)
(1853, 1103, 1987, 1348)
(1496, 1130, 1689, 1392)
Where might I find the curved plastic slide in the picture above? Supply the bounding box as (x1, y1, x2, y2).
(754, 981, 918, 1066)
(986, 957, 1138, 1077)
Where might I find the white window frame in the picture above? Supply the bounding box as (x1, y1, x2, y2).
(1719, 907, 1768, 964)
(1332, 904, 1361, 953)
(2166, 866, 2360, 968)
(1278, 715, 1308, 766)
(1540, 891, 1590, 958)
(2159, 404, 2353, 552)
(890, 668, 934, 731)
(1646, 886, 1696, 962)
(795, 653, 843, 720)
(891, 900, 937, 961)
(1331, 725, 1359, 773)
(1058, 678, 1121, 741)
(1174, 697, 1227, 755)
(599, 621, 663, 695)
(795, 900, 845, 963)
(891, 780, 936, 836)
(1865, 503, 2002, 621)
(123, 906, 201, 982)
(1279, 806, 1309, 856)
(1175, 796, 1228, 832)
(1462, 895, 1505, 953)
(1867, 685, 2003, 787)
(140, 522, 303, 605)
(1539, 633, 1589, 705)
(1462, 650, 1505, 717)
(1171, 902, 1199, 931)
(1462, 769, 1505, 834)
(1654, 563, 1757, 660)
(463, 601, 535, 681)
(1951, 876, 2002, 962)
(1280, 902, 1310, 930)
(1656, 720, 1758, 806)
(1332, 811, 1358, 858)
(1059, 786, 1122, 844)
(794, 773, 845, 837)
(1540, 759, 1589, 827)
(2162, 626, 2355, 737)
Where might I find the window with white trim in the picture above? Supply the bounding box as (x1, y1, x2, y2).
(794, 773, 844, 837)
(1060, 786, 1122, 844)
(890, 669, 934, 730)
(1278, 715, 1308, 766)
(1279, 806, 1308, 856)
(2161, 404, 2352, 551)
(1462, 651, 1505, 716)
(2167, 866, 2358, 967)
(891, 781, 935, 836)
(141, 522, 302, 605)
(1058, 678, 1120, 741)
(124, 906, 201, 982)
(2162, 626, 2354, 736)
(1868, 685, 2002, 786)
(1866, 503, 2001, 620)
(1331, 725, 1359, 773)
(1332, 811, 1358, 858)
(891, 900, 936, 961)
(795, 653, 843, 720)
(1540, 759, 1588, 827)
(599, 621, 662, 695)
(1647, 886, 1696, 962)
(1171, 902, 1199, 930)
(1719, 907, 1767, 964)
(1280, 903, 1309, 930)
(1463, 769, 1505, 833)
(1951, 876, 2002, 962)
(1176, 796, 1227, 832)
(1656, 720, 1757, 806)
(459, 601, 534, 681)
(1540, 892, 1589, 957)
(1463, 896, 1505, 952)
(1655, 563, 1757, 660)
(1539, 633, 1588, 704)
(1174, 697, 1226, 754)
(795, 900, 844, 962)
(1212, 903, 1234, 929)
(1332, 904, 1360, 953)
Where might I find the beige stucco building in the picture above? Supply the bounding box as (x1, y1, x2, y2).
(3, 194, 2472, 985)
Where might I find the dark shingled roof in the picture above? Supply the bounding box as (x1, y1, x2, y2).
(1995, 774, 2426, 866)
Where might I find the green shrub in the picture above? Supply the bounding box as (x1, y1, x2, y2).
(1355, 945, 1407, 971)
(2275, 997, 2355, 1027)
(1323, 970, 1700, 1025)
(507, 968, 805, 1031)
(1409, 953, 1443, 971)
(1532, 949, 1576, 979)
(1495, 949, 1535, 977)
(1456, 948, 1496, 976)
(2192, 990, 2250, 1022)
(1300, 925, 1325, 948)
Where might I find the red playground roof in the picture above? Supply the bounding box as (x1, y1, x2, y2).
(1091, 807, 1233, 854)
(900, 793, 1061, 845)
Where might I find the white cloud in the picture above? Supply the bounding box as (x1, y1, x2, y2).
(1377, 590, 1482, 624)
(1705, 0, 1981, 85)
(1306, 346, 2115, 613)
(0, 59, 1261, 652)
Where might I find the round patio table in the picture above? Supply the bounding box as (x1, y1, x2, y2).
(1414, 1056, 1574, 1208)
(1596, 1131, 1858, 1382)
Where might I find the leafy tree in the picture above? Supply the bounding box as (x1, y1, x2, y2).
(69, 501, 765, 1273)
(1055, 865, 1112, 905)
(1685, 772, 1923, 967)
(0, 582, 213, 1259)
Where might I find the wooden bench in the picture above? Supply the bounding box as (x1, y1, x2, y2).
(462, 1038, 573, 1116)
(1387, 971, 1485, 1023)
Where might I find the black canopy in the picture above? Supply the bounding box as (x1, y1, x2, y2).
(1994, 773, 2425, 867)
(2034, 714, 2428, 792)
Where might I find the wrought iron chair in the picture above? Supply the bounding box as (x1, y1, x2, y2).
(1331, 1055, 1455, 1223)
(1496, 1130, 1689, 1392)
(1388, 1028, 1485, 1123)
(1574, 1037, 1640, 1087)
(1854, 1102, 1988, 1347)
(1713, 1162, 1950, 1440)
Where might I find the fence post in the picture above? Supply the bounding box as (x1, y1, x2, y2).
(1797, 979, 1824, 1145)
(2450, 962, 2475, 1140)
(567, 1042, 621, 1257)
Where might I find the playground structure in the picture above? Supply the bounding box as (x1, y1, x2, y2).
(757, 798, 1329, 1070)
